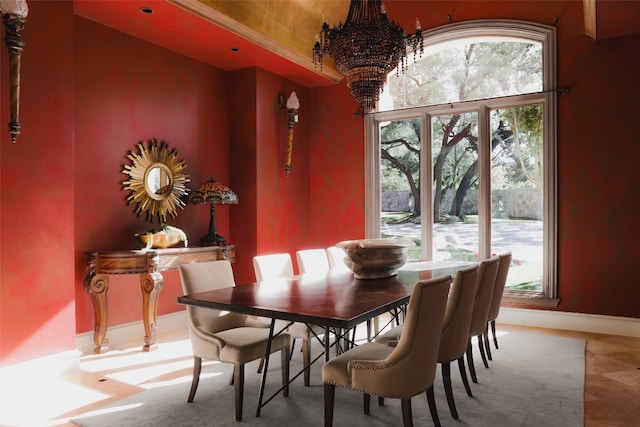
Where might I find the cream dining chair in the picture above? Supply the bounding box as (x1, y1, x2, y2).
(376, 263, 480, 420)
(253, 253, 294, 279)
(322, 274, 453, 427)
(483, 251, 512, 360)
(296, 248, 330, 274)
(466, 256, 500, 384)
(253, 252, 325, 386)
(178, 260, 292, 422)
(326, 245, 350, 272)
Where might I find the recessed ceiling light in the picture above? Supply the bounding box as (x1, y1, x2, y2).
(140, 7, 154, 14)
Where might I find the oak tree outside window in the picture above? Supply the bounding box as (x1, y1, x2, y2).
(365, 20, 558, 304)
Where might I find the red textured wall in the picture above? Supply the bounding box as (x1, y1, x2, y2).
(228, 68, 312, 284)
(555, 34, 640, 316)
(73, 17, 231, 333)
(308, 79, 365, 246)
(0, 1, 76, 366)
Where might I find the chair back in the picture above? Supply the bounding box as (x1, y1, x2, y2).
(468, 256, 500, 336)
(438, 263, 480, 363)
(326, 246, 348, 270)
(349, 274, 452, 398)
(487, 252, 512, 322)
(252, 253, 294, 281)
(179, 260, 247, 334)
(296, 248, 330, 274)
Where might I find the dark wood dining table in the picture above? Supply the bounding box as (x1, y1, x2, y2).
(177, 260, 474, 416)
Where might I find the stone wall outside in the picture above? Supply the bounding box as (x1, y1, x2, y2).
(382, 188, 542, 220)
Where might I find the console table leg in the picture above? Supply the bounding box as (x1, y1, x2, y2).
(85, 274, 110, 353)
(141, 272, 163, 351)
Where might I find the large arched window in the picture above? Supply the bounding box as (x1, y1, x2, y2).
(365, 20, 558, 305)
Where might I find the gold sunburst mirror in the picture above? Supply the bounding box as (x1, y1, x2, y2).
(122, 138, 190, 223)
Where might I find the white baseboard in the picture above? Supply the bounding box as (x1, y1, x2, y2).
(75, 311, 187, 353)
(497, 307, 640, 338)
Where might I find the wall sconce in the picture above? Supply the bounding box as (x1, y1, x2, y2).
(0, 0, 28, 143)
(278, 91, 299, 177)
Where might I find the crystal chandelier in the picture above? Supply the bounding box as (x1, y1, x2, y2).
(313, 0, 423, 112)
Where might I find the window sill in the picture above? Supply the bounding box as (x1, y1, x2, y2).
(502, 293, 560, 308)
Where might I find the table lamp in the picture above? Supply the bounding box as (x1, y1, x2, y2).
(189, 178, 238, 246)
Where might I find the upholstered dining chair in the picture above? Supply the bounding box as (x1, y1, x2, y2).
(322, 274, 453, 427)
(326, 245, 350, 272)
(466, 256, 500, 384)
(178, 260, 292, 422)
(296, 248, 330, 275)
(253, 253, 325, 386)
(376, 264, 480, 420)
(483, 251, 512, 360)
(253, 253, 294, 280)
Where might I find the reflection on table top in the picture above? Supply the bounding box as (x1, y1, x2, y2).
(178, 260, 476, 330)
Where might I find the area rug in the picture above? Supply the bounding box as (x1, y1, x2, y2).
(73, 331, 585, 426)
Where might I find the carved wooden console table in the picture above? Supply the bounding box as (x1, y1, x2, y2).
(84, 245, 235, 353)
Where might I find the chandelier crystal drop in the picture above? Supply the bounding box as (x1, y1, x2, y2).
(313, 0, 423, 112)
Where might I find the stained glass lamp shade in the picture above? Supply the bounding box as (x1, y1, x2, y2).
(189, 178, 238, 246)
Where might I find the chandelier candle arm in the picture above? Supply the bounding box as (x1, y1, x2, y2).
(312, 0, 423, 112)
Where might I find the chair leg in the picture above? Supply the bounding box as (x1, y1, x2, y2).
(466, 339, 478, 384)
(234, 364, 245, 422)
(457, 356, 473, 397)
(302, 339, 311, 386)
(426, 385, 441, 427)
(483, 325, 493, 361)
(401, 398, 413, 427)
(187, 356, 202, 402)
(441, 362, 458, 419)
(282, 345, 290, 397)
(324, 383, 335, 427)
(257, 357, 264, 374)
(378, 396, 385, 406)
(477, 334, 489, 368)
(363, 394, 371, 415)
(491, 320, 499, 349)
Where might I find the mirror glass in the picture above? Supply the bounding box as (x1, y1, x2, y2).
(145, 163, 173, 200)
(122, 138, 190, 223)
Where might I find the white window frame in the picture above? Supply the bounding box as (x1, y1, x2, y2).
(365, 20, 558, 305)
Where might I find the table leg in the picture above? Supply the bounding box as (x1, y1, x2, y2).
(141, 272, 163, 352)
(325, 326, 331, 362)
(84, 273, 110, 354)
(256, 318, 276, 417)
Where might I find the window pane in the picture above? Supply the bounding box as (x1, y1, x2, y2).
(379, 118, 422, 261)
(379, 38, 542, 111)
(432, 112, 479, 261)
(490, 106, 544, 292)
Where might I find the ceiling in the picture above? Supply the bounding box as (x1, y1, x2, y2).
(73, 0, 640, 89)
(73, 0, 346, 88)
